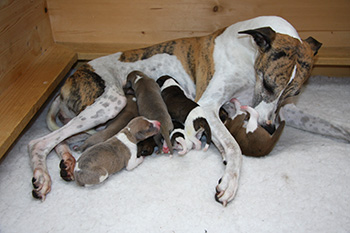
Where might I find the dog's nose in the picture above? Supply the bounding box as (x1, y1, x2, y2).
(261, 122, 276, 135)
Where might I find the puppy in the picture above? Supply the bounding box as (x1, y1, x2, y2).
(79, 90, 156, 157)
(170, 120, 191, 155)
(221, 99, 285, 157)
(78, 92, 139, 152)
(157, 75, 211, 153)
(137, 137, 157, 157)
(125, 71, 174, 154)
(74, 116, 160, 186)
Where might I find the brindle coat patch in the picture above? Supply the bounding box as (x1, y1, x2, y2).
(60, 64, 106, 115)
(254, 33, 319, 109)
(119, 28, 226, 100)
(253, 34, 300, 104)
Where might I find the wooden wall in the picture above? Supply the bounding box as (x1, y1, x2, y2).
(47, 0, 350, 68)
(0, 0, 53, 87)
(0, 0, 76, 158)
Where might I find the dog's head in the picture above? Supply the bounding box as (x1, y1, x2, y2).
(239, 27, 322, 133)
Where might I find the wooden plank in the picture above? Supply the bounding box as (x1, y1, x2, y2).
(0, 45, 77, 159)
(312, 66, 350, 77)
(47, 0, 350, 49)
(0, 0, 53, 82)
(316, 47, 350, 66)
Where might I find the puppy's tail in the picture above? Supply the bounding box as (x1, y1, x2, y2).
(193, 118, 212, 151)
(46, 95, 61, 131)
(161, 128, 174, 155)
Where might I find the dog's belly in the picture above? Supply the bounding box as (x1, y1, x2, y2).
(89, 52, 196, 100)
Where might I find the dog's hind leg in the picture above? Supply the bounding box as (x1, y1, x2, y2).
(281, 103, 350, 142)
(29, 86, 126, 200)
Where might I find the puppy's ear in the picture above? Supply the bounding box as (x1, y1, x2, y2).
(124, 80, 132, 90)
(239, 27, 276, 52)
(304, 37, 322, 56)
(156, 76, 167, 88)
(134, 132, 145, 141)
(123, 86, 135, 95)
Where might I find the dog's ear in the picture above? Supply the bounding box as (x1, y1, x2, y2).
(304, 37, 322, 56)
(239, 27, 276, 52)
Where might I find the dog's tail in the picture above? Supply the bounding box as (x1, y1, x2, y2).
(193, 118, 212, 151)
(46, 95, 61, 131)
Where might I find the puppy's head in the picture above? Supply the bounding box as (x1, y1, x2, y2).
(156, 75, 180, 90)
(137, 137, 157, 157)
(127, 116, 161, 142)
(125, 71, 147, 91)
(239, 27, 322, 133)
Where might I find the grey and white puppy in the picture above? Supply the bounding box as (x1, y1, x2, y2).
(125, 71, 174, 155)
(74, 116, 160, 186)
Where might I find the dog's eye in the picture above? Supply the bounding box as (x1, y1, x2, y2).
(294, 90, 300, 96)
(263, 79, 274, 94)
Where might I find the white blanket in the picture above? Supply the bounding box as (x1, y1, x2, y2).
(0, 75, 349, 233)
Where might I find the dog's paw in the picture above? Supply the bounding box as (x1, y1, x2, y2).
(59, 157, 76, 181)
(215, 172, 239, 207)
(32, 168, 52, 201)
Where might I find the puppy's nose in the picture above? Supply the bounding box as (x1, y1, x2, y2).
(152, 120, 161, 130)
(262, 122, 276, 135)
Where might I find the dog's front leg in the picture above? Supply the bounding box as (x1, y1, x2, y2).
(282, 103, 350, 142)
(202, 105, 243, 206)
(55, 142, 76, 182)
(29, 87, 127, 200)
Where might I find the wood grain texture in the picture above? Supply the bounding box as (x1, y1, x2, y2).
(47, 0, 350, 48)
(0, 0, 77, 158)
(0, 45, 77, 159)
(0, 0, 53, 84)
(48, 0, 350, 73)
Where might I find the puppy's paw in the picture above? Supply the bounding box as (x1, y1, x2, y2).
(59, 156, 76, 181)
(193, 139, 202, 150)
(76, 140, 93, 152)
(32, 168, 52, 201)
(215, 172, 239, 207)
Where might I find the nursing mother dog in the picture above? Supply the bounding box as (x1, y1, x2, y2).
(29, 16, 349, 205)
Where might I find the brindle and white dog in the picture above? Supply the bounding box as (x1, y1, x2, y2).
(29, 16, 349, 205)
